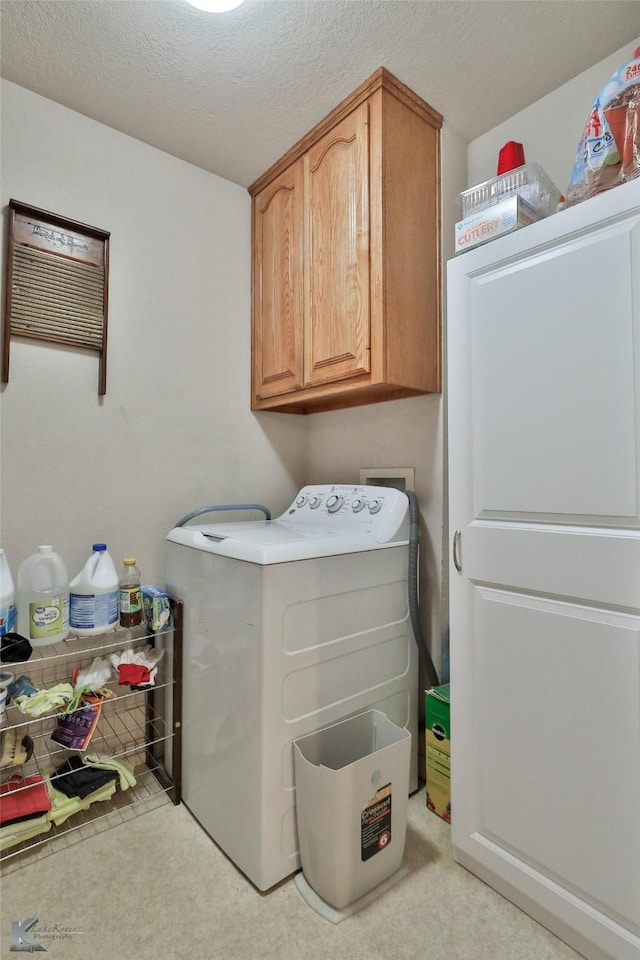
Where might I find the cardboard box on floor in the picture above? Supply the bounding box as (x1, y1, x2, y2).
(425, 684, 450, 822)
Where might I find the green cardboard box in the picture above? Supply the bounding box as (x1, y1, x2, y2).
(425, 684, 451, 822)
(142, 585, 171, 631)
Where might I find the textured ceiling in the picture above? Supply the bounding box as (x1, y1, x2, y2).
(1, 0, 639, 188)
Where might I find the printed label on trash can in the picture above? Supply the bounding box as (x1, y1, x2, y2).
(361, 783, 392, 861)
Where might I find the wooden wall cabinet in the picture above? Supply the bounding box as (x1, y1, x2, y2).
(249, 68, 442, 414)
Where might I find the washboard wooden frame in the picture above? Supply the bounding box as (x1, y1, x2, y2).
(2, 200, 110, 395)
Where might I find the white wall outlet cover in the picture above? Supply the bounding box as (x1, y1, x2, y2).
(359, 468, 415, 491)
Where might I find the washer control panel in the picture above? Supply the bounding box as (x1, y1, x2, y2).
(280, 484, 409, 543)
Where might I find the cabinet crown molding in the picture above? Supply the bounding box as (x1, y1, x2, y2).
(248, 66, 442, 197)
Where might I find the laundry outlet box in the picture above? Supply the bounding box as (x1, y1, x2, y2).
(142, 585, 171, 631)
(425, 684, 451, 822)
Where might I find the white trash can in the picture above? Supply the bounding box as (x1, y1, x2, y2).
(293, 709, 411, 914)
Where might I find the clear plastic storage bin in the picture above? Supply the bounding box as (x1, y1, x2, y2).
(460, 162, 561, 219)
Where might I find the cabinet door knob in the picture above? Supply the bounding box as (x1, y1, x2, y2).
(453, 529, 462, 572)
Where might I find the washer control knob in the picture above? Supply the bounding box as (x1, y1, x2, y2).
(368, 499, 382, 514)
(309, 496, 321, 509)
(351, 498, 366, 513)
(295, 495, 307, 507)
(326, 495, 344, 513)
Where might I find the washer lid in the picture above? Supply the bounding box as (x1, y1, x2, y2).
(165, 520, 405, 563)
(166, 484, 410, 564)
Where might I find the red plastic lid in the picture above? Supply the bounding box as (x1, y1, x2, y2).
(497, 141, 525, 175)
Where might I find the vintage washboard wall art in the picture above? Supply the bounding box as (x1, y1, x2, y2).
(2, 200, 110, 394)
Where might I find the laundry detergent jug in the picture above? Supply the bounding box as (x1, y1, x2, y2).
(69, 543, 119, 636)
(0, 548, 17, 638)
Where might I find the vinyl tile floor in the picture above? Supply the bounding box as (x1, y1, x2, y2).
(0, 787, 585, 960)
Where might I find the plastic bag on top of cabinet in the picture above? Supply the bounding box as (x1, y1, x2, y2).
(567, 45, 640, 205)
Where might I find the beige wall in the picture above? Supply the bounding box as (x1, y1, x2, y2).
(0, 81, 308, 586)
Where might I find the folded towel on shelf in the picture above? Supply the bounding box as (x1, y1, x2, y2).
(46, 777, 117, 826)
(0, 774, 52, 825)
(82, 753, 137, 791)
(0, 814, 52, 852)
(52, 755, 119, 800)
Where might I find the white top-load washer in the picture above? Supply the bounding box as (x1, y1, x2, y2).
(166, 484, 418, 892)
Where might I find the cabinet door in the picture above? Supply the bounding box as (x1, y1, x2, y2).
(304, 102, 371, 387)
(447, 182, 640, 960)
(252, 161, 304, 401)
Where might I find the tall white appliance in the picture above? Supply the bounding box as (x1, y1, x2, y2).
(447, 179, 640, 960)
(165, 484, 418, 892)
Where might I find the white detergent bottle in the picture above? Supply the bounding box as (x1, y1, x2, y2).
(17, 545, 70, 646)
(0, 548, 17, 638)
(69, 543, 119, 636)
